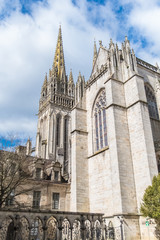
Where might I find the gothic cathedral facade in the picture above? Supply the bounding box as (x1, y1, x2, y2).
(35, 26, 160, 239)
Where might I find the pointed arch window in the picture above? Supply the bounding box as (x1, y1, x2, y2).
(56, 115, 61, 146)
(145, 85, 159, 120)
(93, 89, 108, 151)
(64, 117, 68, 161)
(64, 116, 69, 173)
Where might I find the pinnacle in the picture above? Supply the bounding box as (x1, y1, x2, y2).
(93, 40, 97, 68)
(43, 73, 47, 86)
(69, 69, 74, 84)
(99, 40, 102, 47)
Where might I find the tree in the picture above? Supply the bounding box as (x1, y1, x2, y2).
(0, 150, 35, 208)
(140, 174, 160, 239)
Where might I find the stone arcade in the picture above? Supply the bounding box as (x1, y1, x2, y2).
(0, 26, 160, 239)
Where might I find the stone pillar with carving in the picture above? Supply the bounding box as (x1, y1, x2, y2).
(57, 217, 63, 240)
(42, 216, 47, 240)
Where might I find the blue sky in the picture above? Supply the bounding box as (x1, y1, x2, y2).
(0, 0, 160, 148)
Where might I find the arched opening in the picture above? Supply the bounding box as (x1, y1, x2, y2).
(62, 218, 71, 240)
(56, 114, 61, 147)
(85, 220, 91, 240)
(64, 116, 69, 173)
(46, 216, 57, 240)
(30, 217, 43, 240)
(93, 89, 108, 152)
(108, 221, 115, 240)
(94, 220, 102, 239)
(145, 84, 159, 120)
(72, 220, 81, 240)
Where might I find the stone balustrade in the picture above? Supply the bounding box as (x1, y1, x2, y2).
(0, 209, 113, 240)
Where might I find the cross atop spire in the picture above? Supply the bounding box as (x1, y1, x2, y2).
(53, 25, 66, 80)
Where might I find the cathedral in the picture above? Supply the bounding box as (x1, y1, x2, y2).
(32, 26, 160, 239)
(1, 26, 160, 240)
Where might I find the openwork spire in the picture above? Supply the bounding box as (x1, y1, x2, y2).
(53, 25, 66, 80)
(93, 40, 97, 67)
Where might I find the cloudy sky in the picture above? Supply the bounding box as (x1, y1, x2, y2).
(0, 0, 160, 146)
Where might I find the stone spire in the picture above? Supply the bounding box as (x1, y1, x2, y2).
(53, 25, 66, 80)
(93, 40, 97, 67)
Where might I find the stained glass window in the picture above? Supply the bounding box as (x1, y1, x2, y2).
(145, 85, 159, 120)
(99, 110, 103, 148)
(95, 113, 99, 150)
(103, 109, 108, 146)
(93, 89, 108, 151)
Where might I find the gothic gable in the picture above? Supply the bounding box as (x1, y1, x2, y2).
(91, 47, 108, 78)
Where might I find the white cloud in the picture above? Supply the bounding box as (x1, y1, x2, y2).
(0, 0, 160, 145)
(119, 0, 160, 65)
(0, 0, 118, 143)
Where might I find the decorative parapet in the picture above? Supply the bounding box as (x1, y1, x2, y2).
(136, 58, 158, 73)
(0, 209, 105, 240)
(39, 93, 75, 112)
(51, 93, 75, 109)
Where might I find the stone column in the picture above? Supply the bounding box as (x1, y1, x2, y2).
(70, 107, 89, 212)
(13, 215, 20, 240)
(57, 217, 63, 240)
(70, 226, 73, 240)
(124, 74, 158, 239)
(80, 215, 86, 240)
(42, 216, 47, 240)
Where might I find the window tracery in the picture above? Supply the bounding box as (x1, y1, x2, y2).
(93, 89, 108, 151)
(145, 85, 159, 120)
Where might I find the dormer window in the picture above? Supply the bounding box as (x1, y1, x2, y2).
(54, 171, 59, 181)
(35, 168, 41, 180)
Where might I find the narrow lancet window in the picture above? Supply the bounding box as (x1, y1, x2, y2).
(145, 85, 159, 120)
(93, 89, 108, 152)
(95, 113, 99, 150)
(64, 117, 68, 162)
(103, 108, 108, 146)
(56, 115, 61, 146)
(99, 110, 103, 149)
